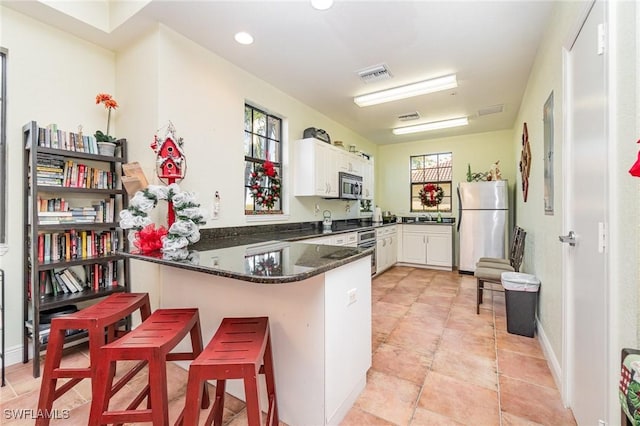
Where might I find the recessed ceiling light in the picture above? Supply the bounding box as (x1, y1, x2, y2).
(234, 32, 254, 45)
(392, 117, 469, 135)
(311, 0, 334, 10)
(354, 74, 457, 107)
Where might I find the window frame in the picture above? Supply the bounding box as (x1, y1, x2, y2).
(409, 152, 453, 213)
(0, 47, 7, 243)
(244, 103, 283, 215)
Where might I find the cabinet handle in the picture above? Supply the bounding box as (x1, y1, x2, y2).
(423, 236, 426, 244)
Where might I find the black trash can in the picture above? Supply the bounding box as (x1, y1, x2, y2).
(501, 272, 541, 338)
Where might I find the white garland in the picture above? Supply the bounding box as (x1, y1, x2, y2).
(119, 183, 206, 253)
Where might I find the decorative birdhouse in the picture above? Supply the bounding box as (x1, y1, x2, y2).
(151, 122, 186, 183)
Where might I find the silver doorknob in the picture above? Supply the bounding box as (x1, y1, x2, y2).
(559, 231, 576, 246)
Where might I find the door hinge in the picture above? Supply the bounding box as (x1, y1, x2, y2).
(598, 222, 607, 253)
(597, 23, 605, 55)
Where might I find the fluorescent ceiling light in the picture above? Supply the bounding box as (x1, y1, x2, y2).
(311, 0, 334, 10)
(234, 31, 254, 45)
(354, 74, 457, 107)
(392, 117, 469, 135)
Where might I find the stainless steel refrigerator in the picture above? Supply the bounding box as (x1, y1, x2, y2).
(457, 180, 509, 274)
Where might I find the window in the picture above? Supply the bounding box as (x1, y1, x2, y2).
(410, 152, 452, 212)
(244, 104, 283, 214)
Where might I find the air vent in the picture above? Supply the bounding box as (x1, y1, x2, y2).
(398, 111, 421, 121)
(478, 104, 504, 116)
(356, 64, 392, 83)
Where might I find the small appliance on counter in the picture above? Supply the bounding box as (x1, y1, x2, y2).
(382, 211, 397, 224)
(373, 207, 383, 224)
(322, 210, 333, 232)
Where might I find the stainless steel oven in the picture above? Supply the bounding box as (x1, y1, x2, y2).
(339, 172, 362, 200)
(357, 229, 376, 275)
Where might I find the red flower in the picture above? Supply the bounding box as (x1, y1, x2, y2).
(134, 224, 168, 253)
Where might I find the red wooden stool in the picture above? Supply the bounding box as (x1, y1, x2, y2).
(36, 292, 151, 426)
(88, 308, 208, 426)
(181, 317, 278, 426)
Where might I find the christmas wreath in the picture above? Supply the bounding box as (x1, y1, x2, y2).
(119, 183, 206, 255)
(419, 184, 444, 207)
(249, 159, 281, 210)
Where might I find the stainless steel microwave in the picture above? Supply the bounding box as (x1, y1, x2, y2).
(339, 172, 362, 200)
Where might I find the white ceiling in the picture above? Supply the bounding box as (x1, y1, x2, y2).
(6, 0, 555, 144)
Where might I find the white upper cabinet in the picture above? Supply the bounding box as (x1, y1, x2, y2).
(294, 138, 373, 199)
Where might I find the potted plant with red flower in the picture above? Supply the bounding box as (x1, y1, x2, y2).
(95, 93, 119, 155)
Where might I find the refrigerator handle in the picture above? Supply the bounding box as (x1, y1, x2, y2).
(456, 186, 462, 232)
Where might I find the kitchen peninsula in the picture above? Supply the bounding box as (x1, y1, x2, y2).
(123, 238, 373, 426)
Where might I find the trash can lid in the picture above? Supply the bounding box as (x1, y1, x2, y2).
(501, 272, 540, 291)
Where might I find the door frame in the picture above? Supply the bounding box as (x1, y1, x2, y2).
(560, 0, 610, 413)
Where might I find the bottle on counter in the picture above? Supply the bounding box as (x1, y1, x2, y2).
(437, 213, 442, 223)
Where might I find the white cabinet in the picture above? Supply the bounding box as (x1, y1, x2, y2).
(294, 138, 373, 200)
(294, 138, 338, 197)
(399, 224, 453, 270)
(361, 158, 374, 201)
(305, 232, 358, 247)
(376, 225, 397, 274)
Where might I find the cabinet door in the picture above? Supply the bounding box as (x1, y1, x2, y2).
(376, 238, 386, 273)
(426, 233, 453, 268)
(387, 234, 397, 265)
(362, 159, 374, 200)
(401, 232, 427, 265)
(325, 147, 339, 197)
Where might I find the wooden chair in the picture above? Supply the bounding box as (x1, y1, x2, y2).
(474, 227, 526, 314)
(88, 308, 208, 426)
(36, 293, 151, 426)
(180, 316, 278, 426)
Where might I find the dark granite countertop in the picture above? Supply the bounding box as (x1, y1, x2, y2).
(122, 241, 373, 284)
(122, 220, 402, 284)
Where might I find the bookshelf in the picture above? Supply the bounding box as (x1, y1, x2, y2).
(22, 121, 131, 377)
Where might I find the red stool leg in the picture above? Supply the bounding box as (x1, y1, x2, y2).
(181, 367, 205, 426)
(243, 366, 262, 426)
(263, 334, 279, 426)
(148, 354, 169, 425)
(35, 324, 67, 426)
(211, 379, 227, 426)
(88, 352, 117, 426)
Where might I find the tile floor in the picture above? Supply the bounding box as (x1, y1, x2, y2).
(0, 266, 576, 425)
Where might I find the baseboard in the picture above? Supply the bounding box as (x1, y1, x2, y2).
(4, 343, 26, 368)
(536, 318, 565, 402)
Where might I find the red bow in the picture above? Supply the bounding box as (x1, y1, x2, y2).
(263, 160, 276, 177)
(630, 139, 640, 177)
(134, 224, 168, 253)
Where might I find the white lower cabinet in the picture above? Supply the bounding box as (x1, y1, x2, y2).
(305, 232, 358, 247)
(375, 226, 397, 274)
(399, 224, 453, 270)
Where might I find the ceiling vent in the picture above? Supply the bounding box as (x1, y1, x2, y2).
(477, 104, 504, 116)
(398, 111, 421, 121)
(356, 64, 392, 83)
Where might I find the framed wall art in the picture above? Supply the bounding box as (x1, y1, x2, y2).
(543, 92, 554, 215)
(519, 122, 531, 202)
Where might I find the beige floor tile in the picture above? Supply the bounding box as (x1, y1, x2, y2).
(2, 268, 570, 426)
(371, 343, 432, 385)
(499, 376, 576, 425)
(355, 370, 421, 425)
(418, 371, 500, 425)
(431, 348, 498, 391)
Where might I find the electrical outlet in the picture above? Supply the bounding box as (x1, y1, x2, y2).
(347, 288, 357, 305)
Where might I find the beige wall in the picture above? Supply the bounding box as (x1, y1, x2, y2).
(376, 129, 516, 265)
(513, 2, 639, 421)
(0, 6, 116, 360)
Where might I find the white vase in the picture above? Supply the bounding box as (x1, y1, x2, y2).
(97, 142, 116, 156)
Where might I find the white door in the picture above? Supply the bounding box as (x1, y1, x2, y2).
(562, 1, 608, 423)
